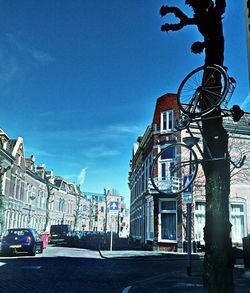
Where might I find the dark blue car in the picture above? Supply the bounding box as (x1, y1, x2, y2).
(1, 228, 43, 256)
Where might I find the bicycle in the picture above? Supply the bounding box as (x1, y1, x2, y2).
(150, 64, 245, 196)
(150, 138, 246, 196)
(177, 64, 236, 117)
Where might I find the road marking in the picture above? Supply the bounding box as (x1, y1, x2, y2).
(21, 266, 41, 269)
(122, 286, 132, 293)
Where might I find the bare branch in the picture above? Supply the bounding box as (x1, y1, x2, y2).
(160, 5, 195, 32)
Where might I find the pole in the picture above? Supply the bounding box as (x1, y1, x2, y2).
(110, 215, 113, 251)
(187, 202, 192, 276)
(182, 138, 194, 277)
(104, 188, 109, 233)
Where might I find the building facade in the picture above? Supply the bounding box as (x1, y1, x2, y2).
(128, 93, 250, 251)
(0, 128, 129, 236)
(83, 192, 129, 237)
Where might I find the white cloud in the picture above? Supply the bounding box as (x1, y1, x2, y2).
(107, 124, 142, 134)
(83, 146, 120, 158)
(31, 121, 143, 143)
(0, 33, 55, 95)
(6, 33, 55, 65)
(24, 146, 54, 158)
(78, 168, 87, 186)
(32, 50, 55, 64)
(0, 49, 20, 93)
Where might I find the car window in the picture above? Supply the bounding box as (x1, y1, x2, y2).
(5, 231, 18, 237)
(6, 229, 31, 237)
(33, 231, 41, 241)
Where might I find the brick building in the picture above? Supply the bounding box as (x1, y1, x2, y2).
(128, 93, 250, 251)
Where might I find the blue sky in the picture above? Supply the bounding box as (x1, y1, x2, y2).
(0, 1, 249, 205)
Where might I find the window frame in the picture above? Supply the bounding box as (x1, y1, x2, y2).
(161, 110, 174, 132)
(230, 202, 247, 243)
(194, 201, 205, 242)
(146, 198, 154, 241)
(158, 198, 177, 243)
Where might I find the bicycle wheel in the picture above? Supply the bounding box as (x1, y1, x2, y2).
(177, 64, 228, 117)
(150, 143, 198, 195)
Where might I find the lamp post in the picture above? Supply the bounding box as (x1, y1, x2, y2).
(183, 136, 199, 276)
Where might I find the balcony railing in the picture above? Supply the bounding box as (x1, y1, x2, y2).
(148, 177, 181, 194)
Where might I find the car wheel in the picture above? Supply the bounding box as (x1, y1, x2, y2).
(1, 250, 10, 257)
(29, 245, 37, 256)
(39, 245, 43, 254)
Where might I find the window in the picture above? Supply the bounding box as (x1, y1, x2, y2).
(61, 182, 67, 192)
(146, 199, 154, 240)
(194, 202, 205, 241)
(37, 190, 40, 206)
(160, 149, 175, 178)
(230, 203, 246, 242)
(17, 154, 22, 166)
(194, 202, 247, 243)
(9, 175, 15, 197)
(49, 195, 54, 210)
(59, 198, 65, 212)
(27, 184, 32, 202)
(16, 179, 20, 199)
(161, 110, 173, 131)
(158, 146, 176, 192)
(41, 191, 45, 208)
(159, 199, 177, 241)
(20, 181, 25, 202)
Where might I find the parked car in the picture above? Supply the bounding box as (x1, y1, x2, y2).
(49, 224, 71, 244)
(68, 231, 81, 241)
(67, 231, 86, 242)
(1, 228, 43, 256)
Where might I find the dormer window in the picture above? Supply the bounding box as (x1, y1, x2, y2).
(3, 141, 7, 150)
(161, 110, 173, 131)
(61, 181, 67, 192)
(17, 154, 22, 166)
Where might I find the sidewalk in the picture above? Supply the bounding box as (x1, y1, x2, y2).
(99, 250, 250, 293)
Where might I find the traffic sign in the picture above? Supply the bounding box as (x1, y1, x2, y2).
(183, 174, 193, 193)
(183, 175, 193, 204)
(183, 193, 193, 204)
(109, 201, 119, 214)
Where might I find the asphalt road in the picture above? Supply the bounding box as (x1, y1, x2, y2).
(0, 245, 204, 293)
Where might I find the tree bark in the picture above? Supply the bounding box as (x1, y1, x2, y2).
(202, 113, 234, 292)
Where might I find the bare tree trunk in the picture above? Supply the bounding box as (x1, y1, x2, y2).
(202, 114, 234, 292)
(44, 182, 53, 232)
